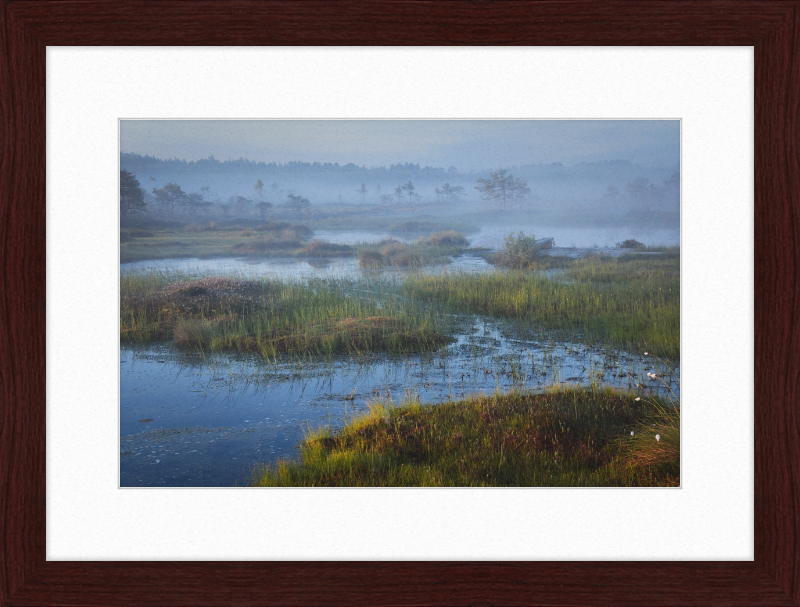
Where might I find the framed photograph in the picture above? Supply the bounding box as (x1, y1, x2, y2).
(2, 1, 796, 605)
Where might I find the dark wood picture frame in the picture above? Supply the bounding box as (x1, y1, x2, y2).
(1, 1, 797, 605)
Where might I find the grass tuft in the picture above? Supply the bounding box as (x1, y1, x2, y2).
(401, 253, 679, 359)
(251, 386, 679, 487)
(299, 240, 355, 257)
(121, 271, 451, 357)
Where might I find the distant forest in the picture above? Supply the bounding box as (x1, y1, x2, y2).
(120, 152, 678, 210)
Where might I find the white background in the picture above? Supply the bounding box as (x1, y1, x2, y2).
(46, 47, 753, 560)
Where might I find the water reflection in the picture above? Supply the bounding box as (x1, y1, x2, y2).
(121, 315, 678, 487)
(120, 252, 492, 278)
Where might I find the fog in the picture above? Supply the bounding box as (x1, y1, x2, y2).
(120, 120, 679, 248)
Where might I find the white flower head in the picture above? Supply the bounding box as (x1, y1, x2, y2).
(631, 431, 635, 436)
(644, 352, 649, 355)
(635, 397, 641, 401)
(655, 434, 661, 442)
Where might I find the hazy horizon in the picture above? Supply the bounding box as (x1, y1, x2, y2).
(121, 119, 680, 172)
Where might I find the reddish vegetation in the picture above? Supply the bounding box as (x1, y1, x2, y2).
(121, 277, 269, 341)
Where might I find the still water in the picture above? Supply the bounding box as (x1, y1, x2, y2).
(121, 313, 678, 487)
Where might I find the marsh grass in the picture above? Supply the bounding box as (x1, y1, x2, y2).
(357, 233, 469, 269)
(222, 316, 451, 357)
(359, 249, 391, 269)
(120, 222, 314, 263)
(304, 206, 476, 234)
(251, 386, 679, 487)
(623, 399, 680, 473)
(416, 230, 470, 248)
(299, 240, 355, 257)
(120, 221, 475, 264)
(120, 271, 450, 357)
(620, 367, 680, 474)
(400, 254, 680, 359)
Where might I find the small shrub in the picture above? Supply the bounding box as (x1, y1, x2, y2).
(496, 231, 540, 269)
(208, 221, 216, 230)
(615, 239, 645, 249)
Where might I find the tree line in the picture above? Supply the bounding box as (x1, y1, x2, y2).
(120, 170, 310, 220)
(121, 168, 537, 219)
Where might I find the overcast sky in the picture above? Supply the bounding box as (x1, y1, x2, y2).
(120, 120, 679, 172)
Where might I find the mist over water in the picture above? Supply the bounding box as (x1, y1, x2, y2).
(468, 225, 679, 250)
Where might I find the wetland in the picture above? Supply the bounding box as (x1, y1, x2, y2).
(120, 224, 679, 487)
(119, 120, 681, 487)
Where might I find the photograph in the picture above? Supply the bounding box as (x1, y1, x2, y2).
(119, 119, 680, 488)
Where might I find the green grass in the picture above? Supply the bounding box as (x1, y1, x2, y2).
(250, 386, 679, 487)
(120, 220, 475, 264)
(400, 254, 680, 360)
(120, 222, 316, 263)
(120, 272, 451, 357)
(358, 232, 470, 268)
(298, 240, 355, 257)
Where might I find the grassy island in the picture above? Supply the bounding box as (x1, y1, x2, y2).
(251, 386, 679, 487)
(120, 272, 451, 357)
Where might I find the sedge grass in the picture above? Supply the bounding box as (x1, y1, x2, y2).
(120, 222, 314, 263)
(120, 271, 451, 357)
(251, 386, 679, 487)
(357, 233, 470, 268)
(400, 254, 679, 360)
